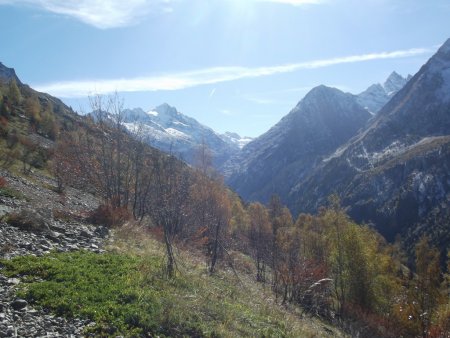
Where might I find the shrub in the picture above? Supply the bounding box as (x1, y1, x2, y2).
(88, 204, 131, 228)
(6, 209, 50, 232)
(0, 176, 6, 188)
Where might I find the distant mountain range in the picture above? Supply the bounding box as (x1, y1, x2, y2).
(119, 72, 409, 170)
(224, 38, 450, 257)
(222, 85, 372, 204)
(121, 104, 252, 167)
(222, 71, 411, 204)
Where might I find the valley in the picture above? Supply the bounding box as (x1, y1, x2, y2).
(0, 8, 449, 335)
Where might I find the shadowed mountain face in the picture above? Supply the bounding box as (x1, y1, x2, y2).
(223, 85, 371, 205)
(292, 39, 450, 249)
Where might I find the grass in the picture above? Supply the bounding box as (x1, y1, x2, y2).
(0, 225, 343, 337)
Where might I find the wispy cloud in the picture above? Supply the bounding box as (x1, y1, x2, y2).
(220, 109, 233, 116)
(0, 0, 173, 29)
(257, 0, 323, 6)
(209, 88, 216, 98)
(34, 47, 433, 97)
(243, 95, 279, 105)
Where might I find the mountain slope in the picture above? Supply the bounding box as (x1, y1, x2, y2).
(293, 39, 450, 249)
(122, 104, 240, 167)
(224, 85, 371, 204)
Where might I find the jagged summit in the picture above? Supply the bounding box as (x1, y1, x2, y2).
(383, 71, 407, 95)
(152, 103, 179, 117)
(357, 71, 410, 113)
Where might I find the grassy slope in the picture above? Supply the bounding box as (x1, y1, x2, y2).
(1, 224, 345, 337)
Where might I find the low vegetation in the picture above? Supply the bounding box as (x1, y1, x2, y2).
(0, 233, 339, 337)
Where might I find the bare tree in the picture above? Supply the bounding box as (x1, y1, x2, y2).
(151, 154, 190, 277)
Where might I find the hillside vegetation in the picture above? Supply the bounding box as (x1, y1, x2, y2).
(0, 72, 449, 337)
(2, 225, 344, 337)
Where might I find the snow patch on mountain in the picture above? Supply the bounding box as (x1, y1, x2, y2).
(220, 132, 253, 149)
(165, 127, 190, 139)
(121, 104, 240, 167)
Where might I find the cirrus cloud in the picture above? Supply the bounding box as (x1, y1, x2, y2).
(34, 46, 433, 98)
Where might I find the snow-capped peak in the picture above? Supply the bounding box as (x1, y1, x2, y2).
(122, 103, 241, 167)
(356, 71, 410, 113)
(154, 103, 179, 116)
(383, 71, 408, 95)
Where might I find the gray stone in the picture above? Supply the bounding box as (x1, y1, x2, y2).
(11, 299, 27, 311)
(6, 278, 19, 285)
(46, 231, 62, 242)
(95, 226, 109, 237)
(79, 229, 91, 238)
(7, 209, 50, 233)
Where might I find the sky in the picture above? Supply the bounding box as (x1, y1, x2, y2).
(0, 0, 449, 137)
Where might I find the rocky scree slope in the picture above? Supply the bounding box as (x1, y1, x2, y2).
(293, 39, 450, 251)
(0, 168, 112, 337)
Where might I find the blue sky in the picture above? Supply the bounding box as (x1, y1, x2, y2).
(0, 0, 449, 137)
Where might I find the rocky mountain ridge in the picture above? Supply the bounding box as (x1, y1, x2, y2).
(356, 71, 411, 114)
(122, 104, 249, 167)
(223, 85, 372, 205)
(291, 39, 450, 251)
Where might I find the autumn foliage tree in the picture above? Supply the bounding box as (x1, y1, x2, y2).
(248, 202, 272, 282)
